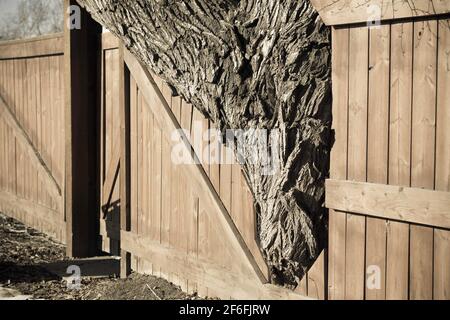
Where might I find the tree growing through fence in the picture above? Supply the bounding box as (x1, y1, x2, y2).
(77, 0, 332, 288)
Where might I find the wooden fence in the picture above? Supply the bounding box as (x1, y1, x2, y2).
(0, 0, 449, 300)
(0, 34, 65, 242)
(97, 33, 321, 299)
(312, 0, 450, 300)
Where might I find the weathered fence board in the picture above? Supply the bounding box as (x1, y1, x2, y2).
(310, 0, 450, 26)
(325, 15, 450, 300)
(0, 34, 65, 242)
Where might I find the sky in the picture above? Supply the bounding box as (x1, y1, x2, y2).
(0, 0, 64, 40)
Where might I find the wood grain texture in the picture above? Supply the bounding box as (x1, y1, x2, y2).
(310, 0, 450, 26)
(409, 20, 437, 301)
(0, 34, 64, 59)
(411, 20, 437, 190)
(365, 24, 390, 300)
(121, 230, 308, 300)
(328, 27, 349, 300)
(79, 0, 332, 286)
(385, 221, 409, 300)
(345, 213, 365, 300)
(345, 26, 368, 300)
(124, 50, 268, 286)
(119, 43, 131, 277)
(0, 94, 61, 202)
(330, 27, 349, 182)
(347, 26, 368, 183)
(410, 225, 433, 300)
(326, 179, 450, 228)
(433, 19, 450, 300)
(389, 22, 413, 187)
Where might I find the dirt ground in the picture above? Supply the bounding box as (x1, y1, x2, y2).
(0, 212, 201, 300)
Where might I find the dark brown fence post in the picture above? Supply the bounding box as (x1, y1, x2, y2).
(64, 0, 102, 257)
(119, 43, 131, 277)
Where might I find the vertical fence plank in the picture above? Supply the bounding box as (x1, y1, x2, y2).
(187, 193, 199, 294)
(152, 119, 162, 242)
(365, 218, 387, 299)
(29, 59, 38, 203)
(366, 24, 390, 300)
(434, 228, 450, 300)
(368, 24, 390, 184)
(0, 107, 2, 194)
(328, 26, 349, 300)
(130, 76, 138, 235)
(434, 19, 450, 300)
(410, 225, 434, 299)
(169, 96, 181, 250)
(39, 57, 51, 207)
(137, 90, 143, 237)
(191, 108, 203, 168)
(142, 96, 149, 238)
(209, 121, 220, 193)
(57, 55, 64, 216)
(0, 61, 4, 193)
(409, 20, 437, 300)
(36, 57, 43, 207)
(219, 144, 232, 213)
(24, 59, 30, 203)
(231, 164, 242, 228)
(5, 59, 11, 196)
(388, 33, 411, 297)
(347, 26, 368, 183)
(160, 98, 171, 248)
(49, 56, 58, 209)
(119, 44, 131, 278)
(14, 60, 23, 200)
(389, 22, 413, 187)
(99, 48, 105, 216)
(345, 213, 366, 300)
(435, 20, 450, 192)
(411, 23, 437, 189)
(329, 210, 346, 300)
(9, 60, 16, 197)
(386, 221, 409, 299)
(0, 61, 5, 192)
(345, 26, 369, 300)
(104, 50, 112, 204)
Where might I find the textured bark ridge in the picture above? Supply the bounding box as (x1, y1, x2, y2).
(78, 0, 331, 287)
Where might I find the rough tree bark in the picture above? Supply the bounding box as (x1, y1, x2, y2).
(77, 0, 331, 288)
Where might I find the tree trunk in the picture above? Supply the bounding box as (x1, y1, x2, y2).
(77, 0, 331, 288)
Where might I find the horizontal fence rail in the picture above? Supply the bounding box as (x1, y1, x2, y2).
(326, 179, 450, 229)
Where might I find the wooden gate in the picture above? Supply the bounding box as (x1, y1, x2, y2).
(0, 35, 66, 243)
(310, 1, 450, 300)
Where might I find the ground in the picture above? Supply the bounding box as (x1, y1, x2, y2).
(0, 212, 201, 300)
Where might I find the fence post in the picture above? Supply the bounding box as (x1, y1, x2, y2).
(119, 43, 131, 277)
(64, 0, 102, 257)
